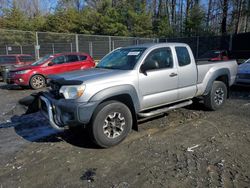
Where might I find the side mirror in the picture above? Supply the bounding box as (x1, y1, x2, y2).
(48, 62, 54, 66)
(140, 60, 159, 75)
(140, 64, 147, 74)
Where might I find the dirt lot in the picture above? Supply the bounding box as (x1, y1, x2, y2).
(0, 82, 250, 188)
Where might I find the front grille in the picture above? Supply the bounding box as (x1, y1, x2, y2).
(49, 82, 63, 99)
(238, 74, 250, 79)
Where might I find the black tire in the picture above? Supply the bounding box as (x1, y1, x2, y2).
(90, 100, 132, 148)
(204, 81, 227, 111)
(29, 75, 46, 89)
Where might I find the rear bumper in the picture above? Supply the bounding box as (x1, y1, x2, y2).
(39, 92, 98, 130)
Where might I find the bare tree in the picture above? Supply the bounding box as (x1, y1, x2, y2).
(221, 0, 228, 35)
(56, 0, 85, 11)
(206, 0, 213, 28)
(244, 0, 250, 32)
(179, 0, 184, 34)
(185, 0, 191, 33)
(171, 0, 176, 26)
(234, 0, 243, 34)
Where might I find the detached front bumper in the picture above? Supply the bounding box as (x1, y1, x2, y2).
(39, 92, 98, 131)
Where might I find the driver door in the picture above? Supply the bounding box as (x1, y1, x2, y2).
(138, 47, 178, 110)
(43, 55, 66, 76)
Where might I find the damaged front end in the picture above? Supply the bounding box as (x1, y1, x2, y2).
(19, 79, 84, 131)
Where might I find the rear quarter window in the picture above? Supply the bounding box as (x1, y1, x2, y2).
(66, 55, 79, 63)
(175, 47, 191, 66)
(79, 55, 87, 61)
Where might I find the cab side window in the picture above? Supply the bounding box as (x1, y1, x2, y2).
(143, 47, 173, 70)
(175, 47, 191, 66)
(51, 56, 65, 64)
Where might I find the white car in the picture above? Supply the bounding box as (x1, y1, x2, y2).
(236, 59, 250, 85)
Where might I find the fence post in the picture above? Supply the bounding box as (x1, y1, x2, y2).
(35, 32, 40, 59)
(20, 45, 23, 54)
(5, 45, 8, 55)
(196, 36, 199, 58)
(75, 34, 79, 52)
(70, 43, 73, 52)
(112, 41, 115, 50)
(109, 36, 112, 52)
(89, 42, 93, 57)
(52, 43, 55, 54)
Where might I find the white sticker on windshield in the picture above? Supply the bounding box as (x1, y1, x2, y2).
(128, 51, 140, 56)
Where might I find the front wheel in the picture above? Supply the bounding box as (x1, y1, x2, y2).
(30, 75, 46, 89)
(90, 101, 133, 148)
(204, 81, 227, 110)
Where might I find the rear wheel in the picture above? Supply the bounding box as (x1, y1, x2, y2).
(30, 75, 46, 89)
(90, 101, 132, 148)
(204, 81, 227, 110)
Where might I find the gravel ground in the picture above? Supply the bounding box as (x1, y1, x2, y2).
(0, 83, 250, 188)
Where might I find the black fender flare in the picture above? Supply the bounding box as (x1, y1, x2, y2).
(204, 68, 230, 95)
(89, 84, 141, 113)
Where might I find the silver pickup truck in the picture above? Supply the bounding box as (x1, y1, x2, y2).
(39, 43, 238, 147)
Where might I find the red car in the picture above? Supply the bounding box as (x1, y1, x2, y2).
(0, 54, 34, 67)
(8, 52, 95, 89)
(198, 50, 229, 61)
(0, 54, 34, 81)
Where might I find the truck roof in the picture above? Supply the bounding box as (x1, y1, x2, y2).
(123, 42, 189, 49)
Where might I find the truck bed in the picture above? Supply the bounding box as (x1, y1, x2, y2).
(196, 60, 238, 85)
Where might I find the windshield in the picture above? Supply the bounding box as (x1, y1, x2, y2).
(96, 47, 146, 70)
(0, 56, 16, 64)
(31, 54, 52, 66)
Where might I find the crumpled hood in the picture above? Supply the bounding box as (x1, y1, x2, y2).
(49, 68, 125, 84)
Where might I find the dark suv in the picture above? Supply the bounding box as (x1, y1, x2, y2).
(0, 54, 34, 81)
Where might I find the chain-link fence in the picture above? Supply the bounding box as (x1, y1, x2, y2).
(164, 35, 232, 58)
(165, 32, 250, 59)
(1, 29, 249, 60)
(0, 29, 36, 56)
(0, 29, 156, 60)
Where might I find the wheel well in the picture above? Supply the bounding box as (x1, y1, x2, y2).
(215, 75, 229, 97)
(101, 94, 138, 131)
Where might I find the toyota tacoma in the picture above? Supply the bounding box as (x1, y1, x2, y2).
(37, 43, 238, 148)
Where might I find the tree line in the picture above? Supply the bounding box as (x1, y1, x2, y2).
(0, 0, 249, 38)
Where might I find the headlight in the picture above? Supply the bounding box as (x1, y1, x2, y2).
(15, 70, 31, 74)
(59, 85, 86, 99)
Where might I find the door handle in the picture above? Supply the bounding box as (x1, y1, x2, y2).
(169, 73, 178, 77)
